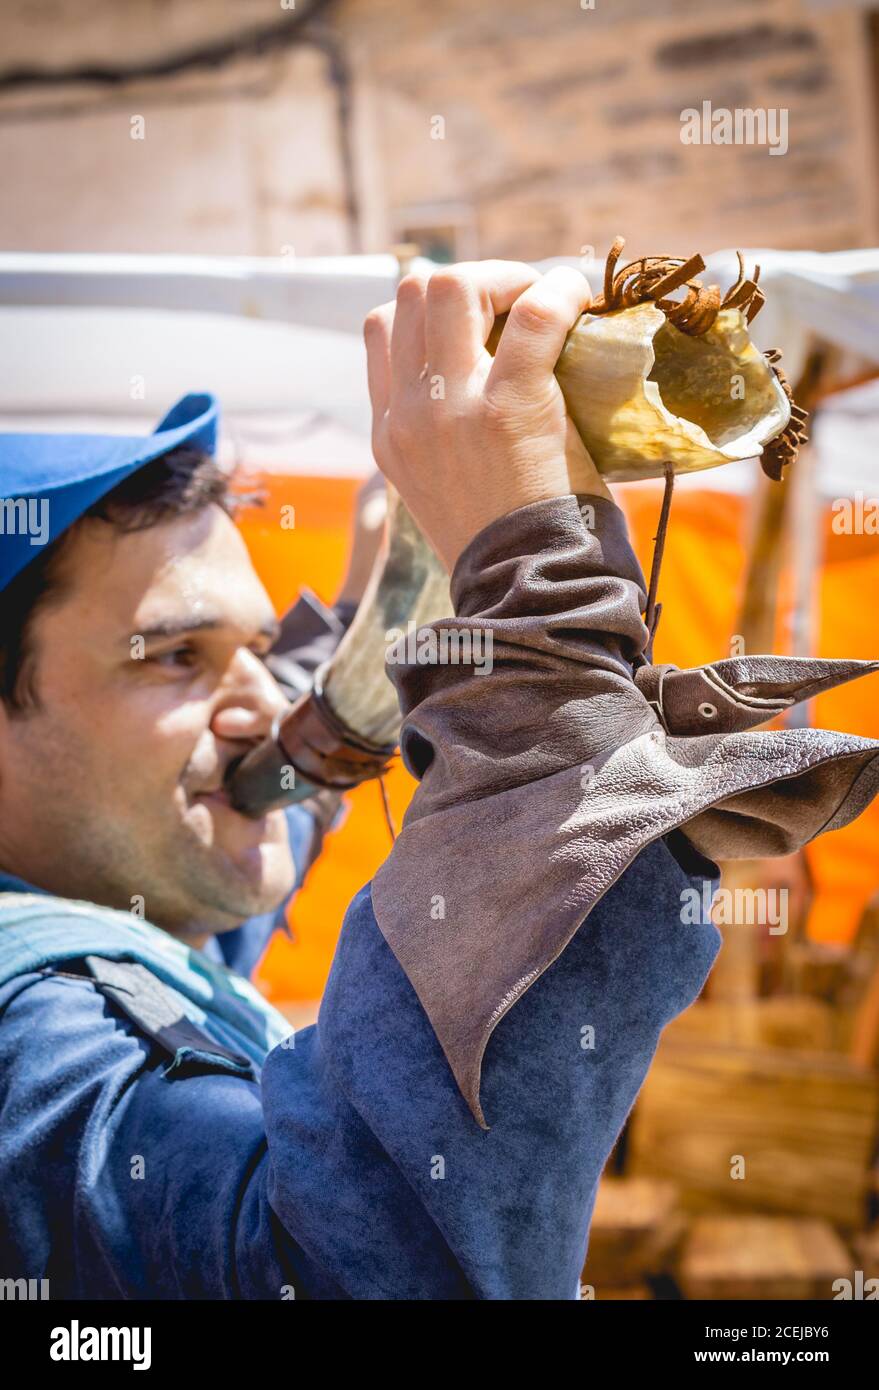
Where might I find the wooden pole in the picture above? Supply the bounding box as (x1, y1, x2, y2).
(711, 343, 833, 1003)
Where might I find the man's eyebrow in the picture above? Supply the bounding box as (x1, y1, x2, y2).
(132, 615, 281, 644)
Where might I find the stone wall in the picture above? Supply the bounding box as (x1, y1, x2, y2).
(0, 0, 875, 259)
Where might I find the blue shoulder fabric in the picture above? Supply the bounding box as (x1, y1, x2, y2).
(0, 802, 324, 1066)
(0, 838, 719, 1299)
(0, 891, 291, 1070)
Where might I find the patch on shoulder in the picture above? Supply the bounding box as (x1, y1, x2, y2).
(82, 955, 257, 1082)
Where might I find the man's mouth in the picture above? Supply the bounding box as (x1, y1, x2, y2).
(189, 752, 250, 808)
(189, 786, 274, 848)
(193, 787, 234, 808)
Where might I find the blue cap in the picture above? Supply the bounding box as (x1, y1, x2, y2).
(0, 392, 219, 593)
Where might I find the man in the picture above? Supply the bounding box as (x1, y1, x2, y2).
(0, 261, 876, 1299)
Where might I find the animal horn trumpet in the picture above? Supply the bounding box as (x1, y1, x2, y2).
(227, 487, 450, 815)
(228, 238, 804, 817)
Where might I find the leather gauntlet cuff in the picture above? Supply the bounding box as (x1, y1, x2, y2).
(388, 493, 657, 812)
(371, 492, 879, 1128)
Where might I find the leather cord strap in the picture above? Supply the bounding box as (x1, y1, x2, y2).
(276, 677, 397, 792)
(642, 461, 675, 666)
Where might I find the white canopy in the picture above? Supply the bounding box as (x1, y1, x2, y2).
(0, 248, 877, 496)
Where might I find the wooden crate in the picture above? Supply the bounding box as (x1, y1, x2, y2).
(581, 1283, 654, 1300)
(627, 1036, 879, 1228)
(677, 1215, 851, 1300)
(583, 1177, 683, 1288)
(852, 1225, 879, 1282)
(670, 998, 840, 1052)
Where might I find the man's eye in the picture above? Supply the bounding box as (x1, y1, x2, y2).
(151, 646, 199, 669)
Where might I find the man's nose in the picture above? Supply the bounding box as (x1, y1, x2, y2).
(209, 648, 289, 744)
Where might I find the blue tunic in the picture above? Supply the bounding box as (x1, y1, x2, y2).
(0, 811, 719, 1300)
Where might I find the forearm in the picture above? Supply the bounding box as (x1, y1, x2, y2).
(255, 491, 721, 1298)
(372, 491, 678, 1126)
(370, 484, 879, 1131)
(266, 843, 718, 1299)
(387, 491, 656, 809)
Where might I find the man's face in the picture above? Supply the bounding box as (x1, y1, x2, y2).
(0, 503, 296, 945)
